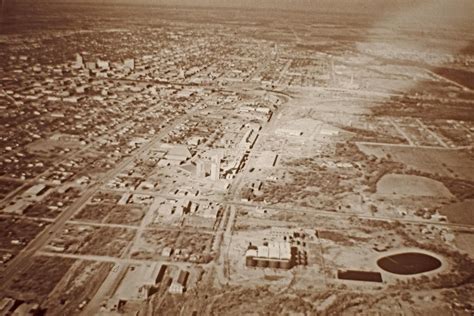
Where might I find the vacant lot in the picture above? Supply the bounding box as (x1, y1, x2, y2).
(0, 178, 23, 199)
(5, 256, 75, 302)
(376, 174, 454, 198)
(439, 200, 474, 225)
(131, 229, 180, 260)
(44, 260, 114, 315)
(76, 227, 135, 257)
(358, 144, 474, 181)
(73, 203, 115, 222)
(0, 217, 47, 253)
(50, 224, 135, 257)
(25, 188, 82, 219)
(105, 205, 144, 225)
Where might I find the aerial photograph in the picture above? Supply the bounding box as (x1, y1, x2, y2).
(0, 0, 473, 314)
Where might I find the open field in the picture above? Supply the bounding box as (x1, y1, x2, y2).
(131, 228, 214, 263)
(0, 178, 23, 200)
(376, 174, 454, 198)
(47, 224, 135, 257)
(2, 255, 76, 302)
(73, 203, 144, 225)
(44, 260, 114, 315)
(357, 144, 474, 181)
(0, 217, 48, 253)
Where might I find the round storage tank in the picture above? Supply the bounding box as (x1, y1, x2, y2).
(256, 259, 269, 268)
(269, 260, 279, 269)
(246, 256, 256, 267)
(280, 260, 292, 270)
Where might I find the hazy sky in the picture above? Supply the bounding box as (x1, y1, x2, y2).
(35, 0, 474, 21)
(32, 0, 441, 10)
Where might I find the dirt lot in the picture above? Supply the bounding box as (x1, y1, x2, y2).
(0, 217, 48, 253)
(3, 255, 75, 302)
(174, 231, 214, 257)
(90, 191, 122, 204)
(131, 229, 214, 262)
(77, 226, 135, 256)
(154, 279, 467, 315)
(73, 203, 115, 222)
(24, 188, 82, 219)
(105, 205, 144, 225)
(24, 203, 61, 219)
(0, 178, 23, 199)
(44, 260, 114, 315)
(357, 144, 474, 181)
(49, 224, 135, 257)
(376, 174, 454, 198)
(131, 229, 180, 260)
(74, 203, 144, 225)
(439, 200, 474, 225)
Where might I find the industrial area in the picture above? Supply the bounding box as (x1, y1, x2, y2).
(0, 0, 473, 315)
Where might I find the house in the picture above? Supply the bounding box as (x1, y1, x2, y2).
(161, 247, 173, 257)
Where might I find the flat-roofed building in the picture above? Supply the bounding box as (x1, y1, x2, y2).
(3, 200, 30, 215)
(166, 146, 192, 163)
(97, 59, 110, 70)
(22, 184, 47, 199)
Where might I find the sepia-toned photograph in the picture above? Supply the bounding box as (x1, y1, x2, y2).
(0, 0, 473, 315)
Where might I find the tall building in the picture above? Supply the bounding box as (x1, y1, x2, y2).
(210, 156, 220, 181)
(196, 160, 206, 178)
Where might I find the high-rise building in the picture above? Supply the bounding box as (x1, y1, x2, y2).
(210, 156, 220, 181)
(196, 160, 206, 178)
